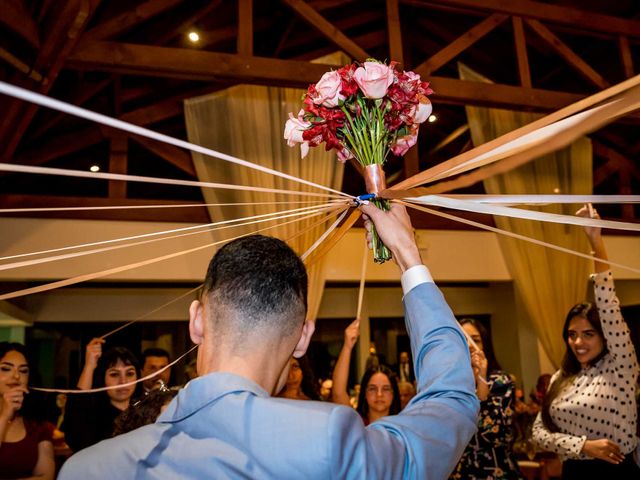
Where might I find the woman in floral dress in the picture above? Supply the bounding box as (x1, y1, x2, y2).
(450, 318, 523, 479)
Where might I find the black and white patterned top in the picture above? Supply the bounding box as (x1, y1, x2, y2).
(532, 270, 638, 460)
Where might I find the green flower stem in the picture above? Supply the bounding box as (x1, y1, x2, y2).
(339, 98, 392, 263)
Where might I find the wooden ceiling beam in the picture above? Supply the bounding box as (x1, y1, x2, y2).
(0, 195, 210, 222)
(108, 134, 128, 198)
(386, 0, 404, 65)
(237, 0, 253, 56)
(525, 19, 609, 90)
(593, 141, 640, 183)
(512, 16, 531, 88)
(129, 136, 196, 177)
(67, 41, 584, 111)
(29, 78, 112, 140)
(280, 0, 369, 61)
(156, 0, 224, 45)
(82, 0, 184, 42)
(277, 10, 383, 54)
(617, 36, 634, 79)
(0, 0, 97, 161)
(402, 0, 640, 39)
(12, 127, 105, 166)
(414, 13, 508, 76)
(0, 0, 40, 49)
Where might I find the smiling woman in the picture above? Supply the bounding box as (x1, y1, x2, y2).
(0, 342, 55, 480)
(532, 206, 640, 479)
(62, 341, 140, 453)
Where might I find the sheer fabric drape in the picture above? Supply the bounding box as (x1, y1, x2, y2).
(459, 64, 593, 367)
(184, 55, 346, 322)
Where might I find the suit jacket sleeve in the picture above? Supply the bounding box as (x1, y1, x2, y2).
(329, 282, 479, 479)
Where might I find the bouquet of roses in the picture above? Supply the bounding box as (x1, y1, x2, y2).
(284, 59, 433, 263)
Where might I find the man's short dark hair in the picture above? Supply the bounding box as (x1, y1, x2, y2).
(203, 235, 308, 335)
(142, 348, 171, 363)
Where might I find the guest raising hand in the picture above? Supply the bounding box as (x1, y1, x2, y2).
(532, 205, 639, 478)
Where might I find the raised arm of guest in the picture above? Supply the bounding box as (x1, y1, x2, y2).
(331, 319, 360, 407)
(533, 205, 638, 473)
(77, 338, 104, 390)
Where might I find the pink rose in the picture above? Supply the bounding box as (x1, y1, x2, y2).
(336, 147, 353, 163)
(412, 95, 432, 124)
(284, 109, 311, 158)
(390, 133, 418, 157)
(354, 61, 395, 99)
(312, 71, 345, 107)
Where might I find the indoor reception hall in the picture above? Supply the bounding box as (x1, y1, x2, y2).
(0, 1, 639, 479)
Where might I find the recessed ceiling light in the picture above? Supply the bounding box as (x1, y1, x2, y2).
(428, 114, 437, 123)
(90, 165, 100, 172)
(188, 31, 200, 43)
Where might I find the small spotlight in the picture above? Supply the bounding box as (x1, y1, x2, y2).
(90, 165, 100, 172)
(428, 114, 437, 123)
(553, 187, 560, 193)
(188, 31, 200, 43)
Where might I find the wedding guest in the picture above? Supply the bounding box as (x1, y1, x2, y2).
(0, 342, 55, 479)
(532, 205, 639, 478)
(450, 318, 523, 479)
(59, 203, 478, 479)
(332, 319, 401, 425)
(140, 348, 171, 393)
(319, 378, 333, 401)
(112, 386, 177, 436)
(397, 351, 415, 384)
(277, 355, 320, 400)
(398, 380, 416, 410)
(63, 340, 140, 452)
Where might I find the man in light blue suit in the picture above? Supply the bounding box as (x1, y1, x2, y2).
(59, 203, 478, 479)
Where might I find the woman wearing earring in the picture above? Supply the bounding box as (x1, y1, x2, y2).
(532, 205, 639, 478)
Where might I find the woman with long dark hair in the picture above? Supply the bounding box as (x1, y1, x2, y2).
(332, 319, 401, 425)
(277, 355, 321, 401)
(450, 318, 523, 479)
(0, 342, 55, 479)
(532, 205, 639, 478)
(63, 338, 140, 452)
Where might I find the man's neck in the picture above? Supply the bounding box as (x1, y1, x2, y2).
(198, 346, 290, 396)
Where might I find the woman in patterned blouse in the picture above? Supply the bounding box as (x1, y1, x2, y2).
(450, 318, 523, 479)
(532, 205, 639, 479)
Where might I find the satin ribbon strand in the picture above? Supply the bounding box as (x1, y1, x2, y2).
(300, 209, 350, 261)
(400, 200, 640, 274)
(425, 97, 636, 185)
(100, 286, 203, 340)
(0, 162, 349, 200)
(390, 73, 640, 191)
(0, 199, 344, 214)
(434, 194, 640, 206)
(0, 207, 342, 301)
(405, 196, 640, 232)
(32, 345, 198, 394)
(355, 239, 368, 321)
(0, 81, 352, 199)
(102, 208, 347, 355)
(0, 201, 349, 264)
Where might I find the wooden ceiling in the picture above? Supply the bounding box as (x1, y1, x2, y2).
(0, 0, 638, 227)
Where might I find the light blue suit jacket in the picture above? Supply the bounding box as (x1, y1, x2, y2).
(59, 282, 478, 479)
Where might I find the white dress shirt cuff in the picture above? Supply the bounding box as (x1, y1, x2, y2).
(401, 265, 433, 295)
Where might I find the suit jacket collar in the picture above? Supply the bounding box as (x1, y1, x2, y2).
(158, 372, 269, 423)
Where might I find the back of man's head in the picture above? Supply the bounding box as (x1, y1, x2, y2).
(142, 348, 170, 363)
(202, 235, 308, 345)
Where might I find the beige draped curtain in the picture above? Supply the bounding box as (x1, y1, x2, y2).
(459, 64, 593, 367)
(184, 54, 347, 322)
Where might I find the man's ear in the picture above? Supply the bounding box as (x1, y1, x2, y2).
(189, 300, 205, 345)
(292, 320, 315, 358)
